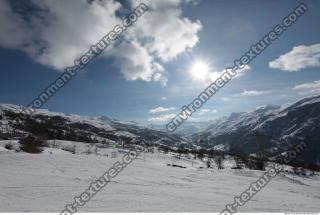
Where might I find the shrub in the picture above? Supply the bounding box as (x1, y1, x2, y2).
(255, 159, 266, 171)
(19, 136, 45, 153)
(233, 156, 245, 169)
(159, 145, 170, 154)
(293, 166, 307, 176)
(4, 143, 13, 150)
(61, 144, 76, 154)
(245, 158, 266, 171)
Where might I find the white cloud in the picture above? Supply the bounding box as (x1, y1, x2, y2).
(0, 0, 121, 70)
(149, 106, 176, 114)
(221, 97, 231, 102)
(0, 0, 202, 86)
(129, 0, 202, 62)
(161, 96, 167, 100)
(198, 108, 209, 115)
(197, 108, 218, 115)
(107, 41, 167, 86)
(269, 44, 320, 72)
(148, 113, 176, 122)
(293, 80, 320, 95)
(293, 80, 320, 90)
(233, 65, 252, 78)
(237, 89, 269, 97)
(0, 0, 31, 49)
(208, 65, 251, 82)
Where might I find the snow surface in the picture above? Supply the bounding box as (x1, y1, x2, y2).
(0, 140, 319, 212)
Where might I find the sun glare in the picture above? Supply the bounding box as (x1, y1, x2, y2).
(190, 61, 210, 80)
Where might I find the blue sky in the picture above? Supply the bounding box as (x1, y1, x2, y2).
(0, 0, 320, 124)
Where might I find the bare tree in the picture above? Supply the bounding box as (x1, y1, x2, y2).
(214, 155, 224, 169)
(206, 158, 212, 168)
(233, 156, 244, 169)
(71, 144, 76, 154)
(197, 150, 204, 161)
(85, 145, 91, 154)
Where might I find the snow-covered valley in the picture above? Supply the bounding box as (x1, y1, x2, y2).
(1, 140, 319, 213)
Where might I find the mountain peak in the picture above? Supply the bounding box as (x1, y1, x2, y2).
(254, 104, 281, 111)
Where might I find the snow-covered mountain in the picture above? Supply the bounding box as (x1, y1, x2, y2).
(0, 104, 190, 147)
(1, 95, 319, 169)
(194, 95, 320, 169)
(149, 120, 213, 135)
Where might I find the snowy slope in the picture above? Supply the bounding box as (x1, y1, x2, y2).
(0, 141, 319, 212)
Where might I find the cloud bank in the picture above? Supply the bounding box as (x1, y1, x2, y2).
(269, 44, 320, 72)
(0, 0, 202, 86)
(293, 80, 320, 95)
(149, 106, 176, 114)
(148, 113, 176, 122)
(237, 89, 269, 97)
(293, 80, 320, 90)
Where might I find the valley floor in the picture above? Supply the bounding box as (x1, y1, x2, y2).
(0, 141, 320, 212)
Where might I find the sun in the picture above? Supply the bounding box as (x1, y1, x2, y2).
(190, 60, 210, 81)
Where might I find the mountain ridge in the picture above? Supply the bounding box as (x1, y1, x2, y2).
(1, 95, 319, 169)
(193, 95, 320, 169)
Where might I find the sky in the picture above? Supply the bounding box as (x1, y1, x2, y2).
(0, 0, 320, 124)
